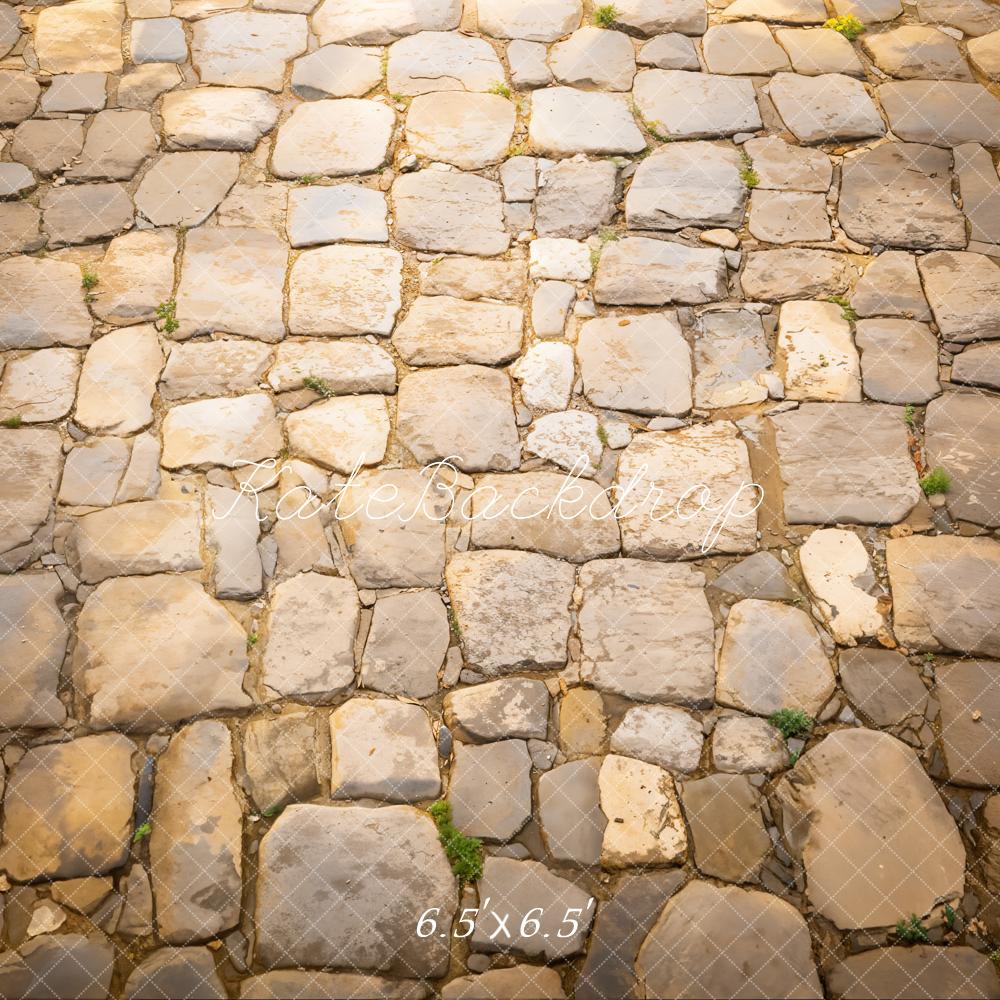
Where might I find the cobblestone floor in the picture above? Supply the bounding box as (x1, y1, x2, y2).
(3, 0, 1000, 996)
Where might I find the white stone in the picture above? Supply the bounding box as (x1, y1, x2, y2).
(285, 396, 390, 473)
(777, 300, 861, 402)
(599, 754, 687, 867)
(512, 342, 575, 412)
(799, 529, 883, 643)
(525, 411, 604, 475)
(289, 245, 402, 335)
(263, 572, 359, 699)
(633, 70, 762, 138)
(161, 393, 283, 469)
(529, 238, 592, 281)
(529, 87, 645, 156)
(272, 99, 394, 178)
(192, 12, 307, 91)
(405, 92, 515, 169)
(611, 705, 704, 773)
(387, 31, 506, 95)
(286, 185, 388, 246)
(477, 0, 581, 40)
(76, 326, 162, 436)
(577, 312, 692, 416)
(162, 87, 279, 151)
(313, 0, 461, 44)
(615, 423, 759, 558)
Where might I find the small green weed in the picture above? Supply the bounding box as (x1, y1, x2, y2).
(1, 415, 22, 429)
(597, 423, 609, 447)
(261, 804, 284, 818)
(895, 914, 929, 943)
(488, 81, 511, 99)
(824, 14, 865, 40)
(132, 821, 152, 844)
(429, 800, 483, 885)
(303, 374, 337, 398)
(919, 467, 951, 496)
(769, 708, 813, 741)
(295, 174, 320, 185)
(247, 632, 259, 649)
(155, 299, 179, 334)
(447, 606, 462, 641)
(593, 3, 618, 27)
(944, 903, 957, 930)
(826, 294, 857, 323)
(739, 150, 760, 189)
(81, 267, 99, 291)
(903, 404, 917, 428)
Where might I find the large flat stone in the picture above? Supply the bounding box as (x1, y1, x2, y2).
(775, 729, 964, 929)
(0, 257, 91, 349)
(396, 365, 520, 472)
(446, 549, 574, 675)
(579, 559, 716, 705)
(918, 251, 1000, 343)
(75, 575, 251, 730)
(337, 469, 448, 588)
(887, 534, 1000, 657)
(742, 248, 852, 301)
(0, 429, 63, 569)
(67, 499, 202, 584)
(935, 660, 1000, 788)
(449, 739, 532, 841)
(839, 143, 966, 250)
(272, 99, 393, 177)
(289, 245, 402, 336)
(330, 700, 440, 802)
(313, 0, 461, 44)
(614, 423, 759, 558)
(626, 141, 746, 230)
(134, 150, 239, 227)
(76, 325, 162, 435)
(392, 172, 508, 256)
(0, 573, 68, 729)
(124, 948, 226, 999)
(864, 24, 971, 80)
(529, 87, 645, 155)
(406, 91, 515, 169)
(0, 935, 115, 1000)
(255, 805, 455, 975)
(855, 318, 940, 404)
(477, 0, 581, 40)
(386, 31, 505, 95)
(595, 237, 727, 305)
(175, 226, 286, 341)
(680, 773, 771, 883)
(444, 678, 549, 743)
(40, 183, 134, 247)
(771, 403, 921, 524)
(828, 946, 1000, 1000)
(777, 299, 860, 402)
(192, 12, 307, 91)
(925, 391, 1000, 527)
(393, 295, 522, 365)
(636, 881, 822, 998)
(151, 720, 242, 943)
(162, 87, 279, 151)
(694, 309, 771, 409)
(769, 72, 885, 143)
(633, 70, 761, 138)
(286, 396, 389, 473)
(467, 471, 621, 562)
(262, 572, 359, 699)
(879, 81, 1000, 147)
(537, 757, 605, 865)
(36, 0, 124, 73)
(717, 598, 835, 716)
(611, 704, 704, 773)
(0, 734, 136, 881)
(92, 229, 176, 326)
(161, 393, 283, 469)
(470, 857, 594, 960)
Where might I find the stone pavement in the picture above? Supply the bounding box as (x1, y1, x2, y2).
(2, 0, 1000, 996)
